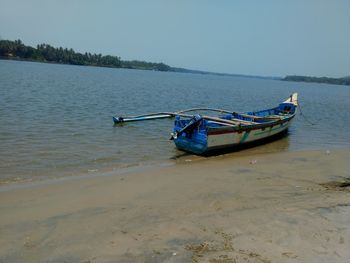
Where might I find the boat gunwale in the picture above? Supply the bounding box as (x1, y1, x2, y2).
(206, 114, 295, 133)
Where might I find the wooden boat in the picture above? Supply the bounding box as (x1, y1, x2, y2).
(113, 93, 298, 155)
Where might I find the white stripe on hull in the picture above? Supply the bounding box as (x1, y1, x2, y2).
(207, 121, 291, 148)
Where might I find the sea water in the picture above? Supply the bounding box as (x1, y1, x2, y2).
(1, 60, 350, 183)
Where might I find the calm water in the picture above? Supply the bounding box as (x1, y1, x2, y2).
(1, 60, 350, 183)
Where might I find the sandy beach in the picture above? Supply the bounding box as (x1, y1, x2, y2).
(0, 148, 350, 262)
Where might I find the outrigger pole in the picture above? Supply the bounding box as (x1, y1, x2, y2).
(113, 107, 233, 124)
(113, 113, 174, 123)
(113, 108, 259, 126)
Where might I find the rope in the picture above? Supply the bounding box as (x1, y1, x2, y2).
(298, 99, 316, 126)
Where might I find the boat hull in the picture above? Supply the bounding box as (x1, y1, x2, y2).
(207, 119, 292, 148)
(174, 118, 293, 154)
(171, 93, 298, 155)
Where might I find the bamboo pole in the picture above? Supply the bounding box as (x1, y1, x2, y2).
(113, 111, 261, 125)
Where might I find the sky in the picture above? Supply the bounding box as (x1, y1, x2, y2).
(0, 0, 349, 77)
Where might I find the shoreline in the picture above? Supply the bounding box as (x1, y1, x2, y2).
(0, 146, 346, 189)
(0, 158, 176, 191)
(1, 148, 350, 262)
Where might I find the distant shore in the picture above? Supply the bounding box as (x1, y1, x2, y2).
(2, 39, 349, 85)
(0, 39, 277, 80)
(282, 75, 350, 86)
(1, 148, 349, 262)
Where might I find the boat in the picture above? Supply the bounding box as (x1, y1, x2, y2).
(113, 93, 298, 155)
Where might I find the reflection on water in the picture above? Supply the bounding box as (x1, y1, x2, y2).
(0, 60, 350, 182)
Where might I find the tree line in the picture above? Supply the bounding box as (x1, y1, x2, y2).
(0, 39, 171, 71)
(282, 75, 350, 86)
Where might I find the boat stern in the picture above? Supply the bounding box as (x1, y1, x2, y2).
(172, 116, 208, 154)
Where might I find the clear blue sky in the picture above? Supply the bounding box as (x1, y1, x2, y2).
(1, 0, 349, 77)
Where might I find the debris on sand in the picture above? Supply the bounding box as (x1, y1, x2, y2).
(321, 178, 350, 192)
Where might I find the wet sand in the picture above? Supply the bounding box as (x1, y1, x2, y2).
(0, 149, 350, 262)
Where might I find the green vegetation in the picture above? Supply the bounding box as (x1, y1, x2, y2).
(0, 39, 279, 79)
(7, 39, 346, 85)
(0, 39, 170, 71)
(283, 75, 350, 86)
